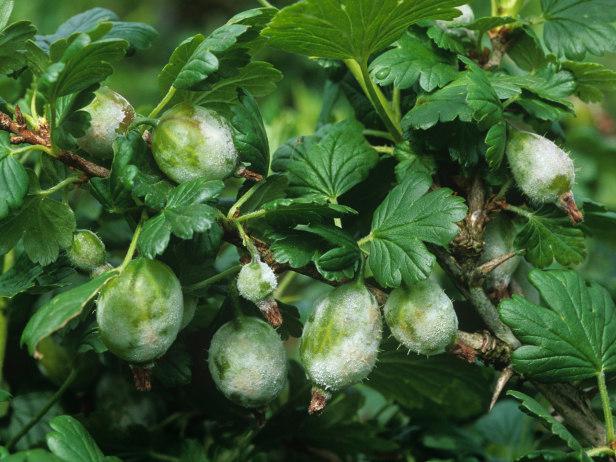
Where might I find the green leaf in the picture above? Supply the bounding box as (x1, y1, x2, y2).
(106, 21, 158, 52)
(426, 24, 466, 53)
(0, 196, 76, 266)
(370, 345, 492, 418)
(0, 254, 43, 298)
(0, 21, 37, 74)
(514, 208, 586, 268)
(507, 28, 547, 72)
(159, 34, 205, 93)
(507, 390, 582, 451)
(0, 147, 28, 220)
(36, 8, 118, 50)
(137, 178, 223, 258)
(40, 34, 128, 101)
(51, 85, 97, 149)
(277, 302, 303, 341)
(402, 75, 472, 130)
(466, 16, 517, 35)
(238, 174, 288, 214)
(259, 197, 356, 227)
(368, 171, 467, 287)
(195, 61, 282, 105)
(0, 0, 14, 30)
(541, 0, 616, 59)
(47, 415, 106, 462)
(21, 271, 116, 357)
(263, 0, 468, 61)
(500, 269, 616, 381)
(229, 90, 270, 175)
(562, 60, 616, 103)
(0, 388, 11, 402)
(2, 392, 63, 451)
(462, 57, 503, 128)
(485, 122, 507, 169)
(286, 120, 377, 200)
(370, 31, 458, 92)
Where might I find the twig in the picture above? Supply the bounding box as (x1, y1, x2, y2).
(6, 368, 77, 450)
(0, 109, 111, 178)
(236, 166, 264, 182)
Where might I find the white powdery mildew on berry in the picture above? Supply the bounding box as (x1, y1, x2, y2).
(301, 284, 382, 392)
(77, 88, 134, 159)
(480, 215, 521, 291)
(96, 259, 184, 364)
(237, 261, 278, 303)
(208, 318, 287, 408)
(507, 131, 575, 204)
(195, 111, 238, 180)
(384, 279, 458, 356)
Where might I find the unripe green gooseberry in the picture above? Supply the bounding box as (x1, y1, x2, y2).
(96, 258, 184, 364)
(384, 279, 458, 356)
(300, 283, 382, 393)
(237, 261, 277, 304)
(77, 87, 135, 159)
(151, 103, 239, 184)
(208, 316, 287, 408)
(67, 230, 106, 271)
(506, 130, 575, 205)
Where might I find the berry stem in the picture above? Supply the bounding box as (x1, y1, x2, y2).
(120, 212, 147, 271)
(597, 370, 615, 444)
(184, 265, 242, 293)
(148, 86, 177, 119)
(6, 367, 77, 451)
(257, 0, 275, 7)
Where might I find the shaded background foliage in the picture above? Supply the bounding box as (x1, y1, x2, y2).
(1, 0, 616, 461)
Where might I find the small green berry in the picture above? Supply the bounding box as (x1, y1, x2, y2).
(384, 279, 458, 356)
(300, 283, 382, 409)
(67, 230, 106, 271)
(152, 103, 239, 184)
(97, 258, 184, 365)
(208, 317, 287, 408)
(77, 87, 135, 159)
(237, 261, 277, 304)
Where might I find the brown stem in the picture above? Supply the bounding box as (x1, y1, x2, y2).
(308, 387, 330, 414)
(56, 151, 110, 178)
(1, 109, 110, 178)
(451, 330, 512, 369)
(483, 28, 510, 69)
(236, 166, 264, 182)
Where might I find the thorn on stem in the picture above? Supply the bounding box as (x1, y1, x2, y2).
(490, 366, 514, 410)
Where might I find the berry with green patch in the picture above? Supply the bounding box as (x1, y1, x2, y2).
(67, 230, 107, 272)
(300, 282, 382, 413)
(506, 130, 582, 222)
(96, 258, 184, 370)
(151, 103, 239, 184)
(237, 260, 282, 327)
(77, 87, 135, 160)
(384, 278, 458, 356)
(208, 316, 287, 408)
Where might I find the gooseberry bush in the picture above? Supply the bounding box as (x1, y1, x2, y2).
(2, 0, 616, 459)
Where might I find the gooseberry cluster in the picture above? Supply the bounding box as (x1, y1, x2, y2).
(72, 41, 580, 411)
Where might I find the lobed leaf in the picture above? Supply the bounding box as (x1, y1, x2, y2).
(500, 269, 616, 381)
(368, 171, 467, 287)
